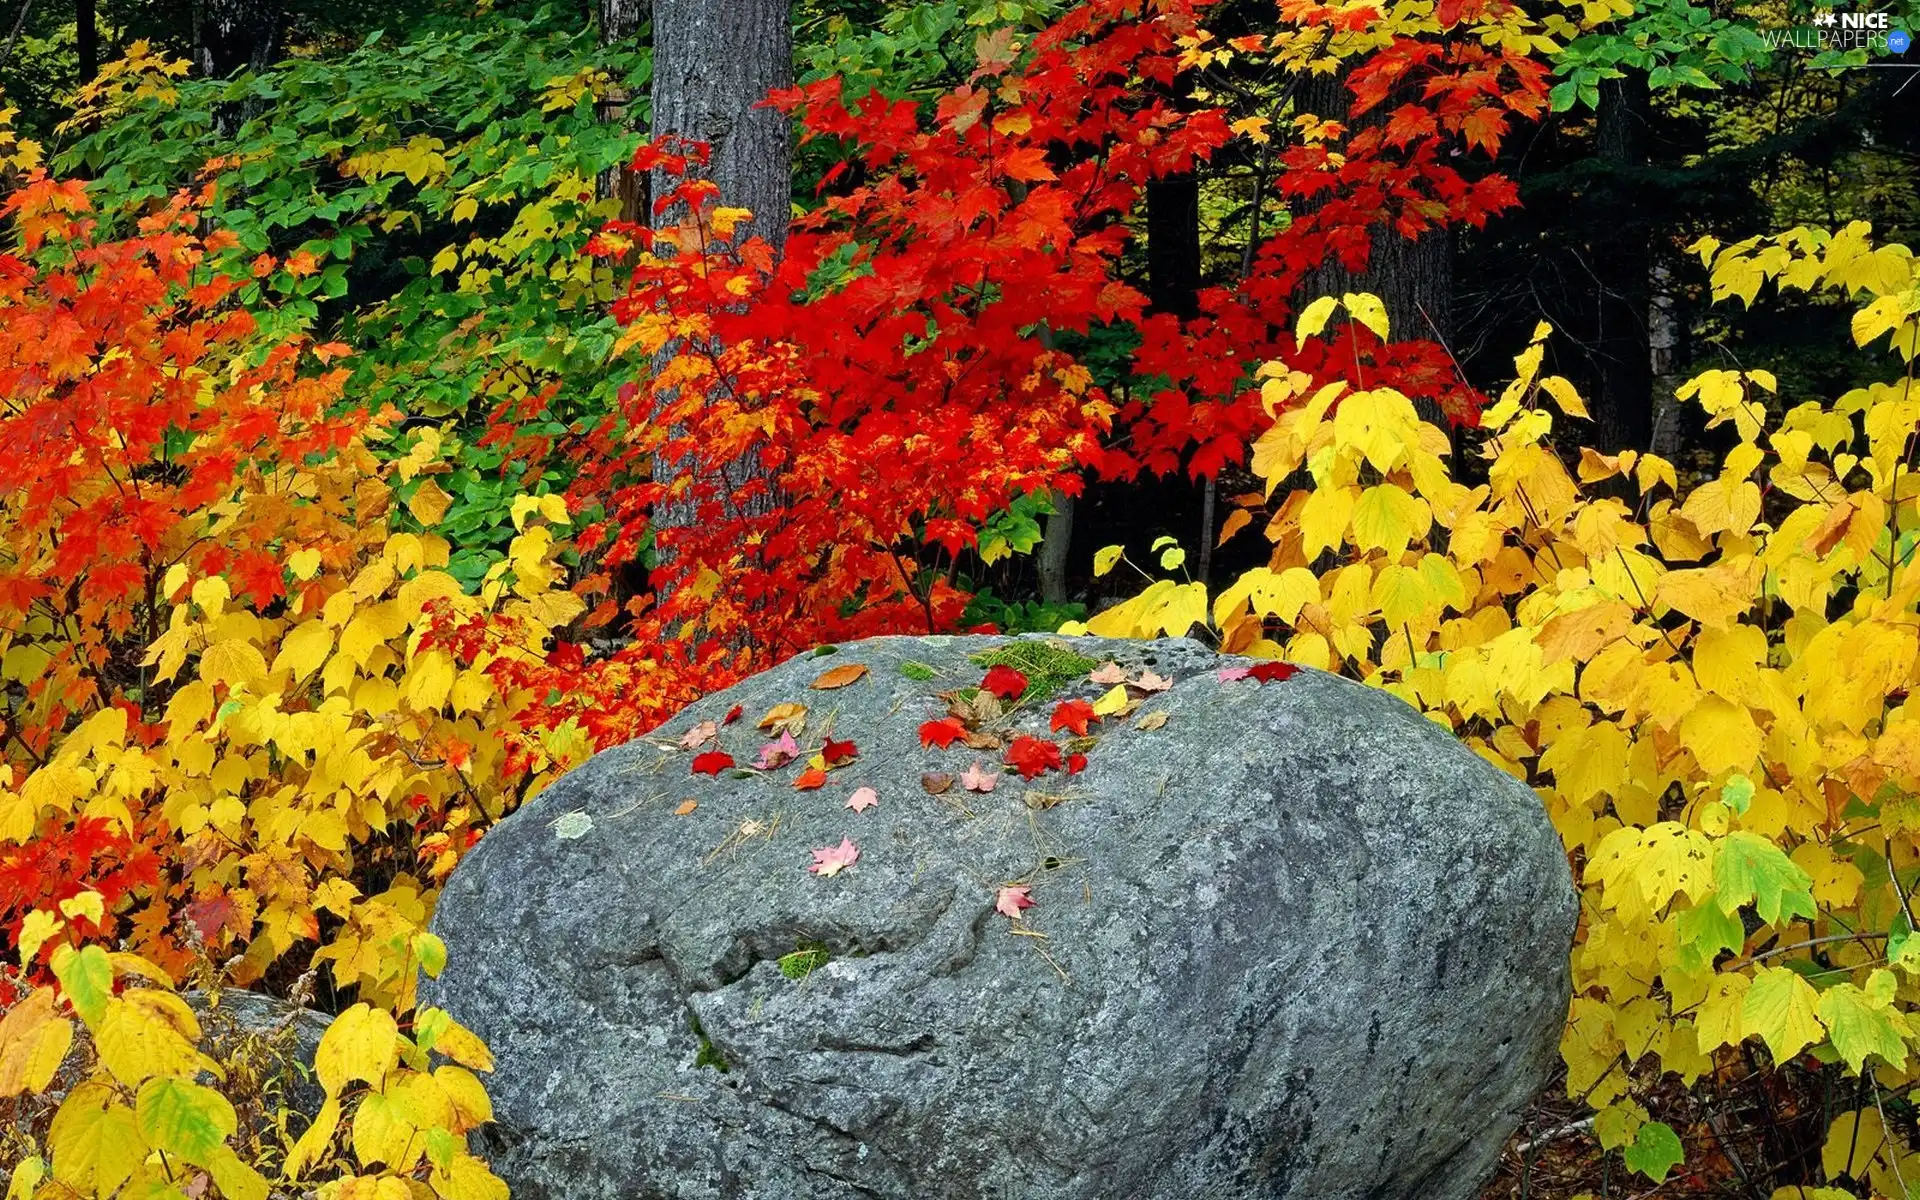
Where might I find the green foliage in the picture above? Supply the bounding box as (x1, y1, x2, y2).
(58, 9, 646, 578)
(1549, 0, 1772, 111)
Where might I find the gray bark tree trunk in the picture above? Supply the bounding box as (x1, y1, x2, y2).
(648, 0, 792, 256)
(646, 0, 793, 540)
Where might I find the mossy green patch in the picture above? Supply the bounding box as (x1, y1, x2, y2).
(898, 660, 940, 681)
(969, 640, 1098, 701)
(778, 942, 831, 981)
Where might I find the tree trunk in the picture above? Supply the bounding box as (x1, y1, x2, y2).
(595, 0, 647, 224)
(1146, 173, 1201, 319)
(1037, 492, 1074, 607)
(193, 0, 281, 78)
(647, 0, 793, 539)
(1588, 75, 1653, 452)
(75, 0, 96, 83)
(1294, 73, 1454, 350)
(648, 0, 792, 255)
(1648, 255, 1686, 460)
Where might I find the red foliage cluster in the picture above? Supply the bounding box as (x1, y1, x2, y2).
(475, 0, 1548, 748)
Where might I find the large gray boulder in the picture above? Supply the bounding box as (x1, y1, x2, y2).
(424, 634, 1574, 1199)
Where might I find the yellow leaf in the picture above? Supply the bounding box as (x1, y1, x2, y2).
(352, 1089, 421, 1171)
(1349, 483, 1429, 558)
(1295, 295, 1340, 345)
(273, 619, 335, 683)
(436, 1064, 494, 1129)
(315, 1003, 400, 1096)
(404, 650, 457, 713)
(1742, 965, 1825, 1062)
(1679, 696, 1762, 777)
(16, 910, 61, 968)
(1091, 684, 1130, 717)
(451, 196, 479, 223)
(1655, 562, 1754, 629)
(431, 246, 460, 276)
(0, 989, 73, 1095)
(289, 548, 322, 580)
(1539, 375, 1590, 418)
(409, 479, 453, 527)
(1299, 485, 1356, 559)
(1341, 292, 1390, 341)
(1229, 115, 1271, 144)
(284, 1094, 341, 1179)
(47, 1082, 142, 1194)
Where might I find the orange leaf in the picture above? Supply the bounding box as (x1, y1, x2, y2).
(810, 663, 870, 690)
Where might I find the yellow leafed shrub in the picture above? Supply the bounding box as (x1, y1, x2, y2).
(1075, 223, 1920, 1188)
(1, 913, 506, 1198)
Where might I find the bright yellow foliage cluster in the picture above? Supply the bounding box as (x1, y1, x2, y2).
(1078, 224, 1920, 1188)
(1, 910, 505, 1199)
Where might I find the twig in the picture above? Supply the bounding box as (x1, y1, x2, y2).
(0, 0, 33, 66)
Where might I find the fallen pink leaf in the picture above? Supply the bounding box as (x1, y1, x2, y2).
(996, 885, 1035, 919)
(809, 837, 860, 877)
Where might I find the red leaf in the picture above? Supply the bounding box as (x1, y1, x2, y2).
(980, 665, 1029, 700)
(794, 766, 828, 791)
(1005, 735, 1062, 779)
(1066, 752, 1087, 775)
(821, 737, 858, 765)
(919, 717, 967, 749)
(691, 751, 735, 776)
(1249, 661, 1299, 683)
(1050, 699, 1097, 736)
(723, 704, 744, 725)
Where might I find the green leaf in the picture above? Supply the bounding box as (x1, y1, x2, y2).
(1675, 899, 1744, 972)
(1742, 965, 1825, 1062)
(135, 1078, 237, 1167)
(1720, 774, 1754, 815)
(1622, 1120, 1684, 1182)
(1713, 831, 1815, 924)
(1815, 973, 1911, 1074)
(49, 945, 114, 1028)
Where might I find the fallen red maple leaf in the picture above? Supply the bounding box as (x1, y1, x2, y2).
(1050, 698, 1097, 736)
(980, 664, 1028, 700)
(1004, 735, 1062, 779)
(794, 766, 828, 790)
(1066, 752, 1087, 775)
(821, 737, 858, 765)
(919, 717, 967, 749)
(723, 704, 744, 724)
(690, 751, 735, 776)
(809, 837, 860, 877)
(1249, 661, 1299, 683)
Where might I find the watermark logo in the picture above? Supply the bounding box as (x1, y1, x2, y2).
(1759, 4, 1911, 53)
